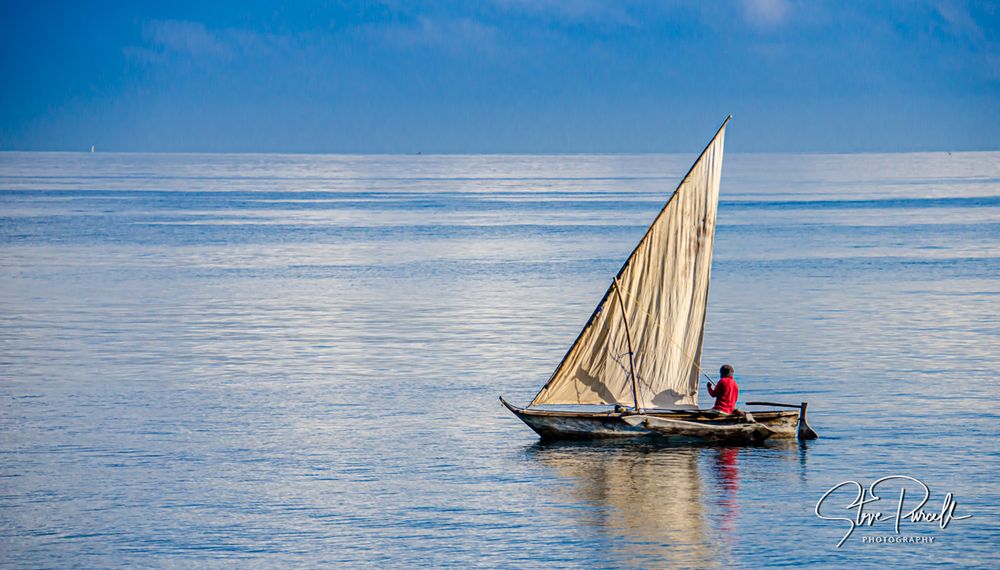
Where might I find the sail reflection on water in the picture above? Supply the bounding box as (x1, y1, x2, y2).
(526, 443, 723, 568)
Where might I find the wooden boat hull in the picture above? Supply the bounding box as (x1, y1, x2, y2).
(623, 414, 774, 444)
(500, 398, 651, 438)
(500, 397, 808, 441)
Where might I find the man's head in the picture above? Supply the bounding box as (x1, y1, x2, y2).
(720, 364, 734, 378)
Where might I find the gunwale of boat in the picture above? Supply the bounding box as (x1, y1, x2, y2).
(500, 396, 797, 422)
(624, 414, 777, 444)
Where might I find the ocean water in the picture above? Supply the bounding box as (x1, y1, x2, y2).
(1, 151, 998, 568)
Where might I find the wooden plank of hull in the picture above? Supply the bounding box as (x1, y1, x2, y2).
(500, 397, 650, 439)
(500, 397, 801, 441)
(747, 401, 819, 440)
(623, 415, 775, 444)
(749, 410, 798, 438)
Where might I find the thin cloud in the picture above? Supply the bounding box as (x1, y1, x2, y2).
(934, 0, 987, 43)
(491, 0, 640, 27)
(934, 0, 999, 77)
(126, 20, 290, 65)
(366, 16, 500, 55)
(146, 20, 232, 58)
(741, 0, 792, 29)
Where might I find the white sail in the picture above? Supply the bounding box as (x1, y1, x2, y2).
(530, 118, 728, 410)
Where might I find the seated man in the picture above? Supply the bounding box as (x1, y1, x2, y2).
(707, 364, 739, 414)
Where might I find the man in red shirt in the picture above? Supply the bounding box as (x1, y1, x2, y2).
(707, 364, 739, 414)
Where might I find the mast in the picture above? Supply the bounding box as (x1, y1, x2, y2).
(612, 277, 641, 412)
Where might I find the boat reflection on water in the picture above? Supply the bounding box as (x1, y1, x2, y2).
(525, 441, 721, 568)
(525, 439, 809, 567)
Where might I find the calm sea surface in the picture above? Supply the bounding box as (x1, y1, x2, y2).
(1, 151, 998, 568)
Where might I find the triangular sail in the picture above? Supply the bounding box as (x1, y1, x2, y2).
(530, 118, 728, 410)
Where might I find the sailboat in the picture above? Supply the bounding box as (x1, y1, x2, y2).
(501, 117, 818, 443)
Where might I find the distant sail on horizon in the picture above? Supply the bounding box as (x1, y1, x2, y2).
(529, 118, 727, 410)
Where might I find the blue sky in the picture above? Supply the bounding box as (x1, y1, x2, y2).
(1, 0, 997, 153)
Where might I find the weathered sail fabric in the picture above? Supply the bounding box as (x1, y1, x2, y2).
(530, 121, 727, 409)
